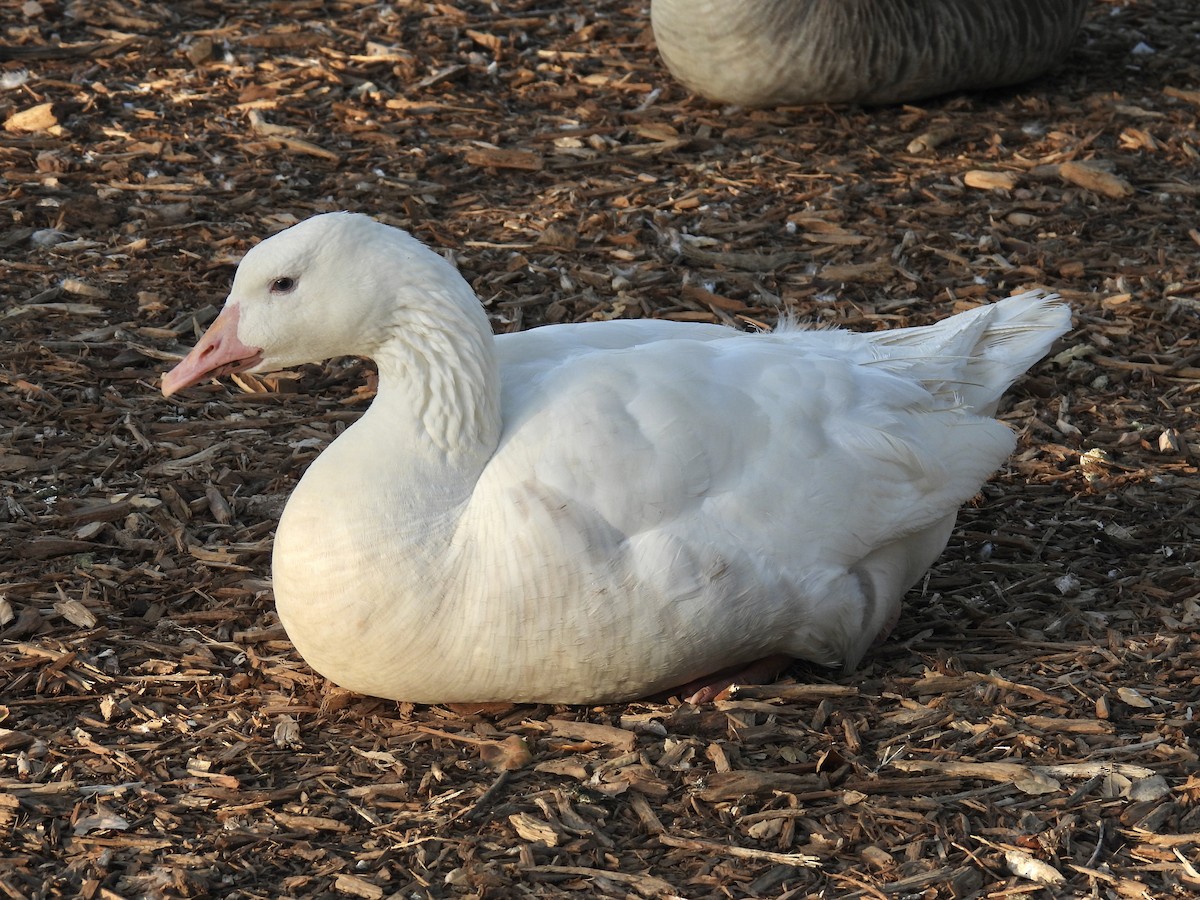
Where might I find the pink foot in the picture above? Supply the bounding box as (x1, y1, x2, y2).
(669, 654, 793, 705)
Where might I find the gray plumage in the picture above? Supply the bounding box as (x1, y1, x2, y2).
(651, 0, 1090, 107)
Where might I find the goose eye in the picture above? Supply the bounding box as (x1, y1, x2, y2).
(270, 276, 297, 295)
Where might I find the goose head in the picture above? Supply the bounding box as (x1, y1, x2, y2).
(161, 212, 482, 397)
(162, 212, 502, 457)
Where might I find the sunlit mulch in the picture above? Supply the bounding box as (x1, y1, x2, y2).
(2, 1, 1198, 897)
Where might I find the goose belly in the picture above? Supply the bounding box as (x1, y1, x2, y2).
(270, 477, 826, 703)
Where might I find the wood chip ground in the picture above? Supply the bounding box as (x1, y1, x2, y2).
(2, 1, 1198, 897)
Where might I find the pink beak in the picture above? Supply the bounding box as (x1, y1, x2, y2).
(162, 304, 264, 397)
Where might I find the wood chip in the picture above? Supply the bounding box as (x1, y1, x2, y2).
(463, 146, 544, 171)
(524, 865, 676, 897)
(726, 683, 859, 701)
(964, 170, 1019, 191)
(696, 770, 822, 801)
(658, 833, 820, 868)
(1117, 686, 1155, 708)
(333, 874, 384, 899)
(891, 760, 1061, 795)
(1006, 850, 1066, 885)
(4, 101, 59, 133)
(60, 278, 110, 300)
(509, 812, 561, 845)
(906, 127, 957, 154)
(547, 718, 638, 751)
(1059, 160, 1134, 198)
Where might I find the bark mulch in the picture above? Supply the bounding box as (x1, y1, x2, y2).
(2, 1, 1198, 897)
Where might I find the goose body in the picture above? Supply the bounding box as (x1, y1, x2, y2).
(651, 0, 1090, 107)
(162, 213, 1070, 704)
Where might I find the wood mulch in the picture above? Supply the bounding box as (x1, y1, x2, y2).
(2, 1, 1198, 897)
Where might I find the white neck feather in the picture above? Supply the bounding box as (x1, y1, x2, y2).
(368, 287, 501, 464)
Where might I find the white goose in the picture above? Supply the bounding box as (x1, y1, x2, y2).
(162, 213, 1069, 704)
(651, 0, 1090, 107)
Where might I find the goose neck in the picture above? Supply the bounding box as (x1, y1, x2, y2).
(370, 300, 502, 465)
